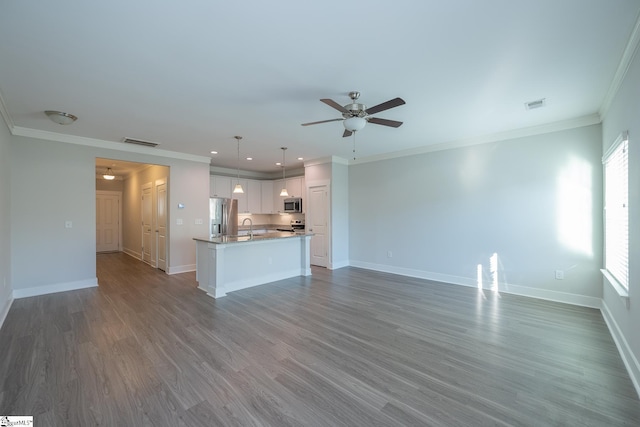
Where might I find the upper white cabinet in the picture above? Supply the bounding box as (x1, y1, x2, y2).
(210, 174, 305, 214)
(285, 177, 303, 198)
(261, 180, 274, 214)
(247, 180, 262, 214)
(211, 175, 232, 198)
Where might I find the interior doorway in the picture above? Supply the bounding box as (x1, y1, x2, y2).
(96, 158, 169, 272)
(96, 190, 121, 252)
(307, 183, 329, 267)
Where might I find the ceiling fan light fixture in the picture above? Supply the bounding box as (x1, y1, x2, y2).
(343, 116, 366, 132)
(45, 110, 78, 125)
(103, 168, 115, 180)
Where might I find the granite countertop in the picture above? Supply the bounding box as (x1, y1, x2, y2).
(237, 224, 301, 232)
(194, 231, 311, 245)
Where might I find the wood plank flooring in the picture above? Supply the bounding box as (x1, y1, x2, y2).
(0, 252, 639, 426)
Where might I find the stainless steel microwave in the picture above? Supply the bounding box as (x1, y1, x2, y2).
(283, 197, 302, 213)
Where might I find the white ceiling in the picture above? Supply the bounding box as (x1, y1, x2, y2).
(1, 1, 639, 173)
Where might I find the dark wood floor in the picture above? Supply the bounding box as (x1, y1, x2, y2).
(0, 252, 638, 426)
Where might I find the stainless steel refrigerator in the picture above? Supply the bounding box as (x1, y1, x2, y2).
(210, 198, 238, 236)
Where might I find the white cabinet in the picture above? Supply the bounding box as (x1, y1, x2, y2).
(248, 180, 262, 214)
(211, 174, 305, 213)
(211, 175, 232, 198)
(273, 179, 284, 212)
(286, 177, 303, 198)
(261, 180, 274, 214)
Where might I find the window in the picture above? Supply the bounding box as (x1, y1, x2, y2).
(602, 131, 629, 291)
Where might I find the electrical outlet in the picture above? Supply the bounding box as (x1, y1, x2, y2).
(555, 270, 564, 280)
(387, 251, 393, 258)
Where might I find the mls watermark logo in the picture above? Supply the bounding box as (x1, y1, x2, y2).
(0, 416, 34, 426)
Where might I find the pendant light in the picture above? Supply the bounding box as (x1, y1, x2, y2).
(279, 147, 289, 197)
(233, 136, 244, 194)
(103, 168, 115, 180)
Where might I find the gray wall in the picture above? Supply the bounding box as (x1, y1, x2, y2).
(10, 135, 210, 293)
(601, 39, 640, 389)
(0, 114, 11, 319)
(331, 161, 349, 268)
(350, 124, 603, 306)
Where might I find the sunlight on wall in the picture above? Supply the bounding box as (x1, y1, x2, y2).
(477, 253, 501, 295)
(556, 157, 593, 257)
(490, 252, 499, 292)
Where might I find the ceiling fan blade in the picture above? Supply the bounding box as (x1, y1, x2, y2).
(365, 97, 405, 115)
(367, 117, 403, 128)
(301, 118, 344, 126)
(321, 98, 349, 113)
(343, 129, 353, 138)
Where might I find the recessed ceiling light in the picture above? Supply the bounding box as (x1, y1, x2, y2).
(297, 157, 304, 161)
(276, 162, 282, 166)
(246, 157, 253, 160)
(210, 151, 218, 154)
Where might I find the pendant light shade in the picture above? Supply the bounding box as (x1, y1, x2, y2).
(280, 147, 289, 197)
(233, 136, 244, 194)
(103, 168, 115, 180)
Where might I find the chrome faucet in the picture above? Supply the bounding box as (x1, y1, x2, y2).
(241, 217, 253, 238)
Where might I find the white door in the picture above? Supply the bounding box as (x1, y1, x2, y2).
(308, 185, 328, 267)
(156, 179, 167, 271)
(142, 182, 153, 265)
(96, 191, 120, 252)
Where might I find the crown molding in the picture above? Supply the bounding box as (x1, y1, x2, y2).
(350, 113, 602, 166)
(11, 126, 211, 164)
(599, 10, 640, 119)
(303, 156, 348, 167)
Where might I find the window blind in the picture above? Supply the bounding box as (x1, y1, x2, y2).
(603, 133, 629, 290)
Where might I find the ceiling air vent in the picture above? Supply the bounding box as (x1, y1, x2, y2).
(122, 137, 159, 147)
(525, 98, 546, 110)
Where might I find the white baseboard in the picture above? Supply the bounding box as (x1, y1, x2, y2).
(167, 264, 195, 274)
(601, 300, 640, 399)
(0, 296, 13, 330)
(329, 259, 350, 270)
(349, 260, 602, 308)
(12, 278, 98, 299)
(123, 248, 142, 260)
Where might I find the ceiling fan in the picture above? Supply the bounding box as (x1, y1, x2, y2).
(301, 91, 405, 137)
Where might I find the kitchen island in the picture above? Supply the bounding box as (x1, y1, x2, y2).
(194, 232, 312, 298)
